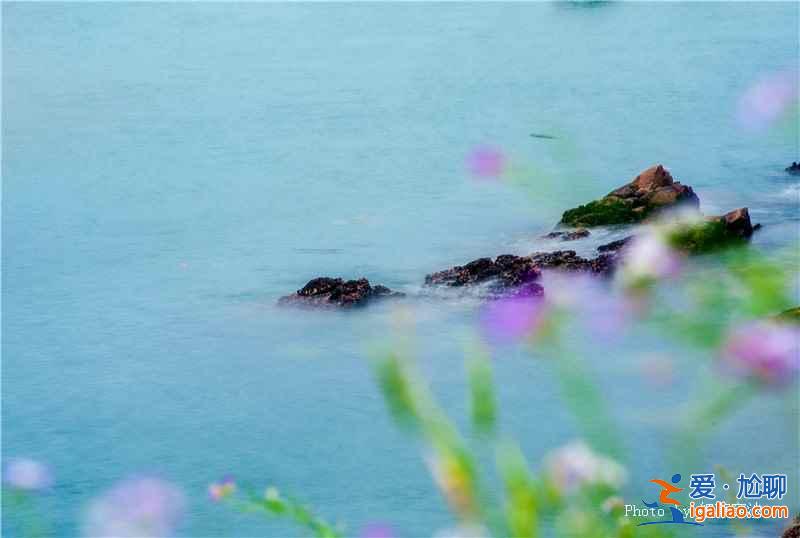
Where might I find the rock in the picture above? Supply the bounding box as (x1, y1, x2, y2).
(668, 208, 754, 254)
(542, 228, 591, 241)
(776, 307, 800, 325)
(786, 162, 800, 175)
(530, 250, 618, 276)
(279, 277, 403, 308)
(560, 165, 700, 227)
(424, 255, 541, 289)
(597, 236, 634, 253)
(782, 515, 800, 538)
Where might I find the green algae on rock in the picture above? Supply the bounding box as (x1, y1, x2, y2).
(560, 164, 700, 227)
(668, 208, 754, 254)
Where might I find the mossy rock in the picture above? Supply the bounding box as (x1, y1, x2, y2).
(560, 197, 645, 227)
(776, 307, 800, 325)
(667, 220, 746, 254)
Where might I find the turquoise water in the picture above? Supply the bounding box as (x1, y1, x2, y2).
(3, 3, 799, 536)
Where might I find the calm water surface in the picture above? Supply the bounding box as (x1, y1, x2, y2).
(3, 3, 799, 536)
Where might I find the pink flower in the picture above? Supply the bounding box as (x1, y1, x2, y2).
(722, 322, 800, 386)
(82, 477, 185, 537)
(466, 146, 505, 179)
(208, 475, 236, 502)
(479, 295, 546, 345)
(737, 70, 799, 131)
(3, 458, 53, 491)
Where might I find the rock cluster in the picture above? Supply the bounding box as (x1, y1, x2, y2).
(278, 277, 403, 308)
(279, 165, 769, 308)
(424, 255, 542, 290)
(560, 165, 699, 227)
(542, 228, 591, 241)
(786, 162, 800, 175)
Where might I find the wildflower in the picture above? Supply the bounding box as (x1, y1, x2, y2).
(467, 146, 505, 180)
(544, 441, 626, 495)
(543, 272, 634, 340)
(82, 476, 185, 538)
(208, 476, 236, 502)
(618, 232, 683, 288)
(2, 458, 53, 491)
(479, 295, 546, 345)
(737, 70, 799, 131)
(722, 321, 800, 386)
(426, 449, 477, 519)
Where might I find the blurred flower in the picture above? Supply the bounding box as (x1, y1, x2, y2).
(721, 321, 800, 386)
(361, 522, 395, 538)
(426, 449, 477, 519)
(479, 295, 546, 345)
(543, 273, 635, 340)
(3, 458, 53, 491)
(208, 476, 236, 502)
(83, 476, 185, 538)
(264, 486, 279, 501)
(544, 441, 626, 495)
(467, 146, 505, 179)
(737, 70, 799, 131)
(618, 232, 683, 288)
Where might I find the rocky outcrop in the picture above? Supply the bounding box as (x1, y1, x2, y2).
(668, 208, 754, 254)
(786, 162, 800, 175)
(425, 255, 542, 289)
(279, 277, 403, 308)
(542, 228, 590, 241)
(560, 165, 699, 227)
(782, 515, 800, 538)
(530, 250, 618, 275)
(597, 236, 634, 253)
(424, 249, 619, 296)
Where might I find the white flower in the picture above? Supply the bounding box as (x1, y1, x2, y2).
(544, 441, 626, 494)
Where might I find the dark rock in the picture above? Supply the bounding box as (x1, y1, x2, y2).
(786, 162, 800, 175)
(782, 515, 800, 538)
(424, 255, 541, 289)
(668, 208, 754, 254)
(560, 164, 700, 227)
(597, 236, 634, 253)
(542, 228, 591, 241)
(530, 250, 618, 276)
(279, 277, 403, 308)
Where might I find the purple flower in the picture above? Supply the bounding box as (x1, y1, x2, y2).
(479, 295, 545, 345)
(3, 458, 53, 491)
(722, 322, 800, 386)
(361, 522, 395, 538)
(543, 273, 634, 341)
(82, 476, 185, 537)
(466, 146, 505, 179)
(737, 70, 799, 131)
